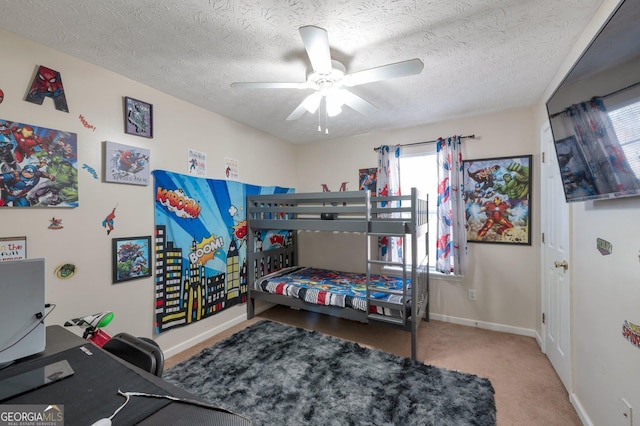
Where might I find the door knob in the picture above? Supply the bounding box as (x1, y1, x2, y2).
(554, 260, 568, 270)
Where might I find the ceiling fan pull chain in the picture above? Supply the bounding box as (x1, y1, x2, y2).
(325, 100, 329, 134)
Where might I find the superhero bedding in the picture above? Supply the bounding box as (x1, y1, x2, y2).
(257, 266, 411, 318)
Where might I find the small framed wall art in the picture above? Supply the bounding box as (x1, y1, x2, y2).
(104, 141, 151, 185)
(124, 96, 153, 138)
(0, 236, 27, 262)
(358, 167, 378, 194)
(112, 236, 152, 283)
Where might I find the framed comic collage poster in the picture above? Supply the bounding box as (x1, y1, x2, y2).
(463, 155, 532, 245)
(0, 119, 78, 208)
(112, 236, 151, 283)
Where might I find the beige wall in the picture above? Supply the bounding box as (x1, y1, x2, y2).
(534, 0, 640, 424)
(293, 107, 541, 336)
(0, 28, 296, 355)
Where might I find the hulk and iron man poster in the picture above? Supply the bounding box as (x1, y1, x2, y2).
(463, 155, 532, 245)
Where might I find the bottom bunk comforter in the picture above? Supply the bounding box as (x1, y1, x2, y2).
(256, 266, 411, 318)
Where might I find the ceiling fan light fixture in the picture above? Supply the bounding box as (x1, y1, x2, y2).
(302, 92, 322, 113)
(232, 25, 424, 125)
(327, 103, 342, 117)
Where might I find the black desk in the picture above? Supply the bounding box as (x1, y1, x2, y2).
(0, 326, 250, 425)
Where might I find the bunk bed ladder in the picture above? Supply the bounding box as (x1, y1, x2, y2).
(364, 190, 409, 329)
(365, 188, 429, 361)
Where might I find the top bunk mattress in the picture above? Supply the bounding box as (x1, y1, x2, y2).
(255, 266, 411, 317)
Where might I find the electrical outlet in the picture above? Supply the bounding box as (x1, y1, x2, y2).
(468, 289, 477, 301)
(622, 398, 632, 426)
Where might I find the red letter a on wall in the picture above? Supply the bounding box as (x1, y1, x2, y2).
(25, 65, 69, 112)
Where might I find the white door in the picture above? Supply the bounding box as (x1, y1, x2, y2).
(541, 122, 572, 392)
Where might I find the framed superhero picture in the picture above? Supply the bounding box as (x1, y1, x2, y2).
(104, 141, 151, 185)
(112, 236, 151, 284)
(0, 118, 78, 208)
(358, 167, 377, 194)
(124, 96, 153, 138)
(463, 154, 532, 245)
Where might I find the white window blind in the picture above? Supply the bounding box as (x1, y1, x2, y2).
(399, 151, 438, 266)
(608, 100, 640, 179)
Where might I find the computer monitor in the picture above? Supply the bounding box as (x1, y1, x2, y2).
(0, 258, 46, 369)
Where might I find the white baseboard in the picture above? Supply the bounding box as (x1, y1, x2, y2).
(163, 303, 276, 359)
(163, 314, 247, 359)
(429, 313, 537, 338)
(165, 309, 537, 358)
(535, 330, 543, 350)
(571, 392, 593, 426)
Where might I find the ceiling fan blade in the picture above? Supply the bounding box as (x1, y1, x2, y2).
(341, 90, 377, 116)
(299, 25, 332, 74)
(343, 58, 424, 87)
(286, 99, 309, 121)
(231, 82, 307, 89)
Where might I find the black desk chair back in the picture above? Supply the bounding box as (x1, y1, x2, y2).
(102, 332, 164, 377)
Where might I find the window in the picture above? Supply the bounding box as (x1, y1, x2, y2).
(607, 100, 640, 179)
(399, 149, 438, 269)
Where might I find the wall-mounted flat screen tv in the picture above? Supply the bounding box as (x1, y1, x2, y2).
(546, 0, 640, 203)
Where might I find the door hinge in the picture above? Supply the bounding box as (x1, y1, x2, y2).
(542, 313, 546, 324)
(542, 232, 545, 244)
(542, 152, 545, 163)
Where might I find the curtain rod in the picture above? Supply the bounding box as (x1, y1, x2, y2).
(549, 81, 640, 119)
(373, 134, 476, 151)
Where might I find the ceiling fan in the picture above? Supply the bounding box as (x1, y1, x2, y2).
(231, 25, 424, 122)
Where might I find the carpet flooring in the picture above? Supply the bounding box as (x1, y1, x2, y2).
(163, 320, 496, 426)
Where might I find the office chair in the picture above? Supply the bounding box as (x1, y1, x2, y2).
(102, 333, 165, 377)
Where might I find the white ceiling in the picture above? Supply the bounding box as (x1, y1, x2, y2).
(0, 0, 604, 144)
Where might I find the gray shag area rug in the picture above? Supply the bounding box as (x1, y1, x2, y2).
(163, 320, 496, 426)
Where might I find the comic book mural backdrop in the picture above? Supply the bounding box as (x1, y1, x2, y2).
(0, 119, 78, 207)
(153, 170, 294, 334)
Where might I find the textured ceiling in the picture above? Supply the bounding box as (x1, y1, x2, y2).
(0, 0, 605, 144)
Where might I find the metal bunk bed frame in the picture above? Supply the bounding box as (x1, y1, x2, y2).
(246, 188, 429, 360)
